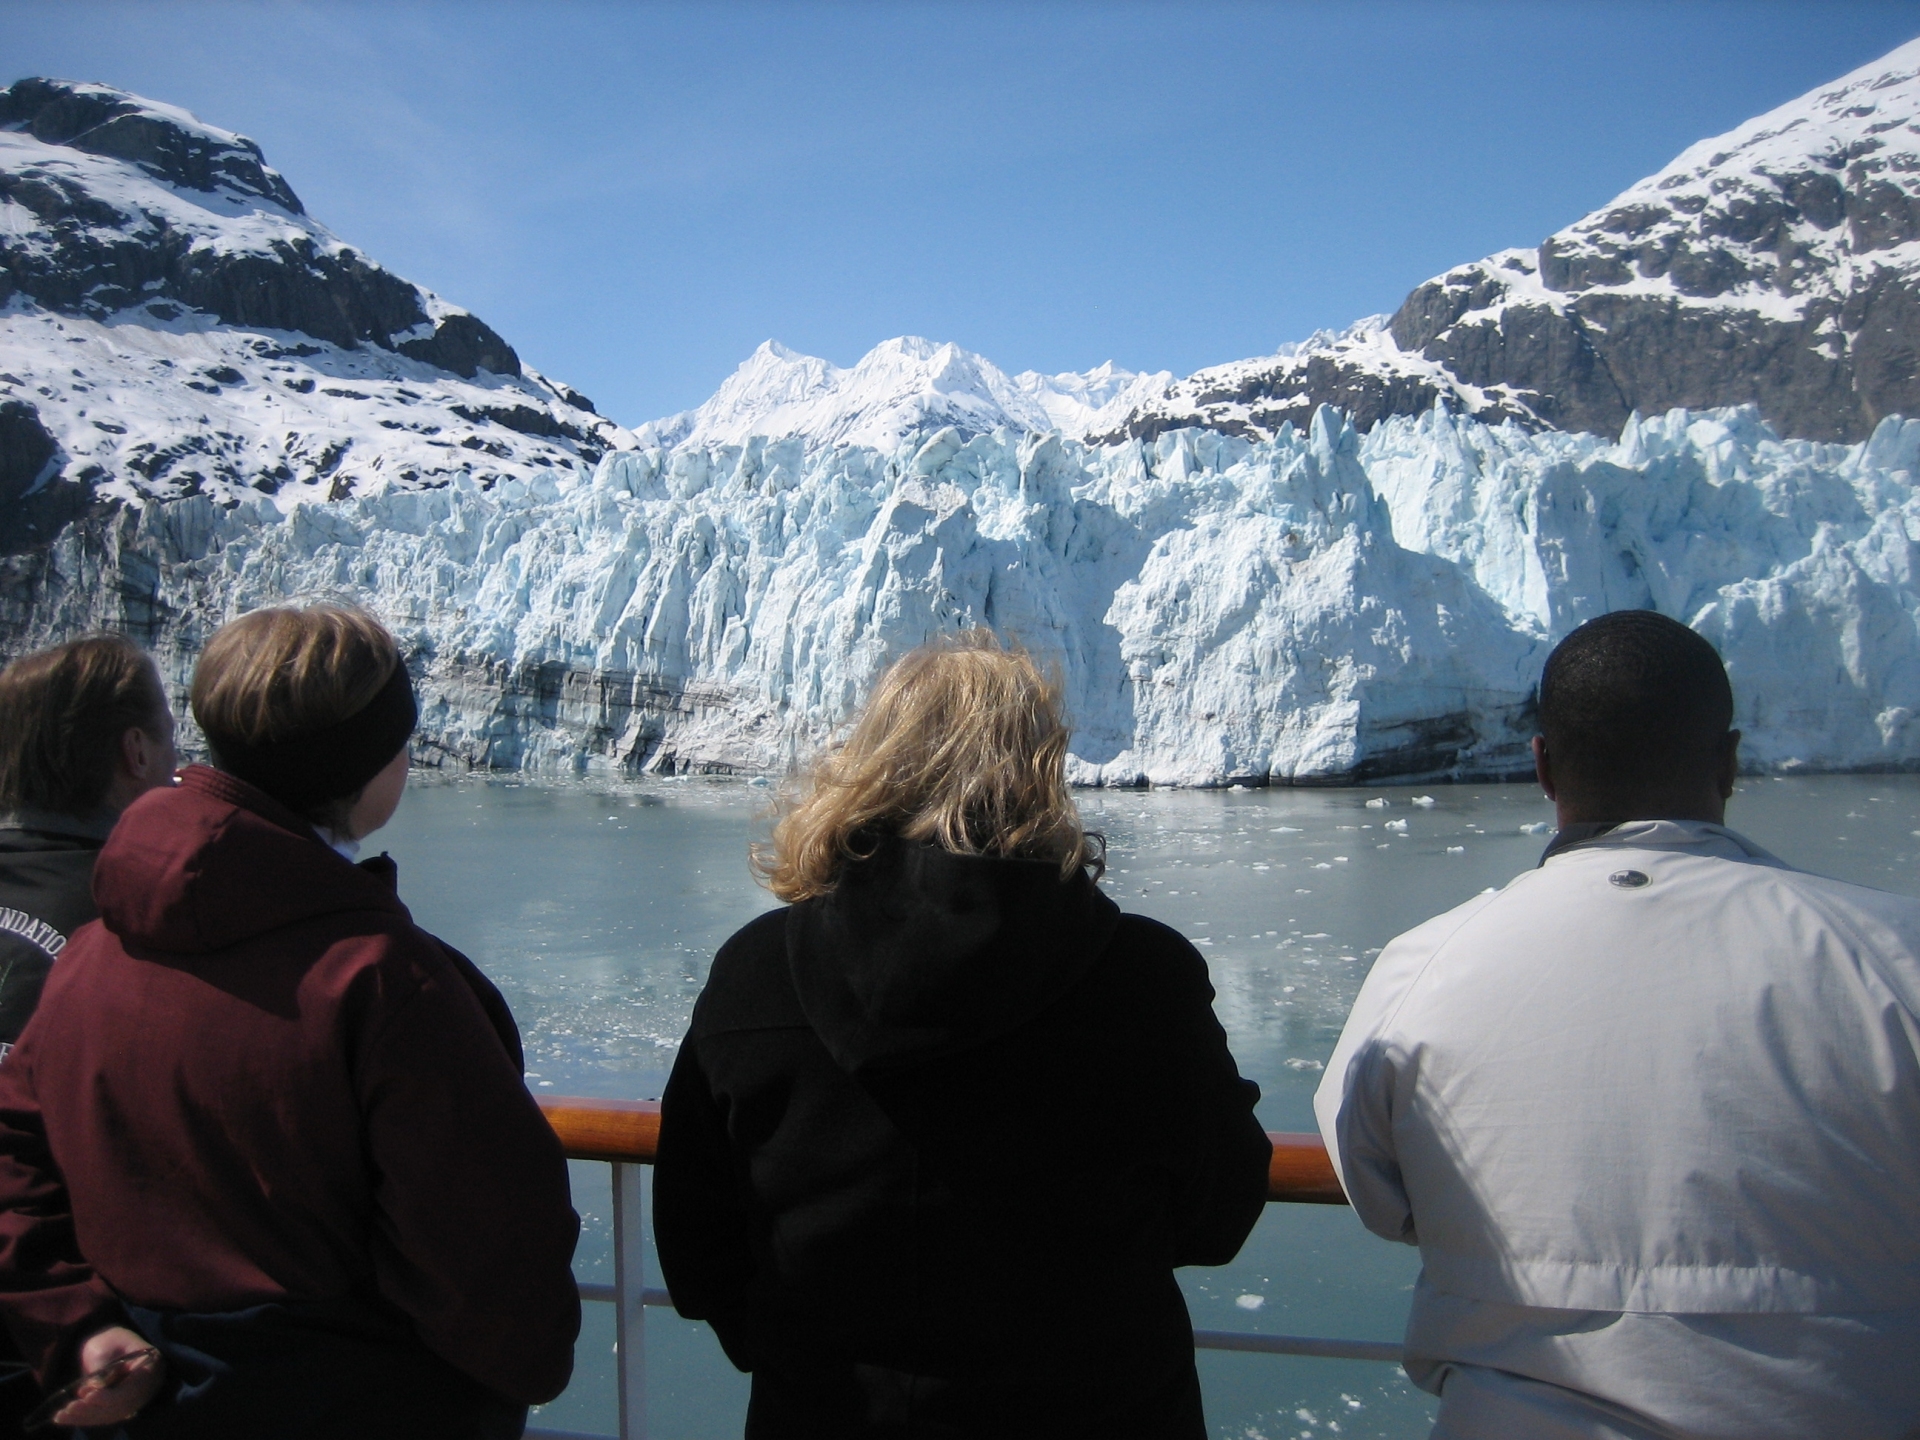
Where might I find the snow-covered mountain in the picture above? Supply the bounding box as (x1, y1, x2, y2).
(635, 336, 1167, 453)
(10, 51, 1920, 785)
(1099, 38, 1920, 447)
(0, 77, 632, 551)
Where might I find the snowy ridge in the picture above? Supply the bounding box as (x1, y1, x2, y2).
(635, 337, 1167, 453)
(1105, 39, 1920, 447)
(12, 402, 1920, 783)
(0, 302, 630, 516)
(1084, 315, 1531, 445)
(0, 76, 632, 545)
(1542, 36, 1920, 322)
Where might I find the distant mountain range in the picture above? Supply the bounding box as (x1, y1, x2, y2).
(6, 46, 1920, 783)
(642, 36, 1920, 453)
(633, 337, 1168, 454)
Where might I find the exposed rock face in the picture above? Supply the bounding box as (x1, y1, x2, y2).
(1103, 40, 1920, 447)
(0, 398, 88, 552)
(0, 79, 519, 380)
(0, 79, 632, 511)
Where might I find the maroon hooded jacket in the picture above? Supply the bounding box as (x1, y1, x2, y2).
(0, 766, 580, 1403)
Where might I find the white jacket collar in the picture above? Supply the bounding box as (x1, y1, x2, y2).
(1542, 817, 1787, 868)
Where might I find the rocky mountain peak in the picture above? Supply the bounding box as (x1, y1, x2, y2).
(0, 76, 517, 381)
(1102, 37, 1920, 447)
(0, 78, 631, 539)
(0, 77, 304, 213)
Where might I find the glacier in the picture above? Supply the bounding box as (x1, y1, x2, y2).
(10, 400, 1920, 784)
(13, 57, 1920, 787)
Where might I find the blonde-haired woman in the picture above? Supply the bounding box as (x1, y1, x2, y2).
(656, 631, 1270, 1440)
(0, 604, 579, 1438)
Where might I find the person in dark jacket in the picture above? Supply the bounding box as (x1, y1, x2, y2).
(0, 604, 580, 1439)
(0, 635, 176, 1438)
(655, 629, 1272, 1440)
(0, 635, 177, 1057)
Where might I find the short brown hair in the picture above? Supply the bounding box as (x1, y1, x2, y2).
(191, 605, 401, 825)
(191, 604, 399, 749)
(756, 630, 1102, 901)
(0, 635, 168, 815)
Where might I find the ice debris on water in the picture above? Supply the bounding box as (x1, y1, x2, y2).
(1520, 821, 1553, 834)
(1236, 1294, 1266, 1310)
(1447, 845, 1466, 854)
(1411, 796, 1438, 807)
(1385, 819, 1410, 833)
(1364, 797, 1390, 809)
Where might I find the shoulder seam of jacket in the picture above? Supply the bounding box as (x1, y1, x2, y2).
(1369, 887, 1508, 1043)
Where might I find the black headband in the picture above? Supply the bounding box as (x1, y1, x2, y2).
(208, 661, 417, 813)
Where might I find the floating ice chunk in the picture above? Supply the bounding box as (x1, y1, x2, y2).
(1236, 1294, 1266, 1310)
(1333, 856, 1348, 863)
(1272, 826, 1303, 834)
(1364, 797, 1389, 809)
(1312, 862, 1332, 870)
(1384, 819, 1410, 833)
(1411, 796, 1438, 807)
(1519, 821, 1552, 834)
(1447, 845, 1466, 854)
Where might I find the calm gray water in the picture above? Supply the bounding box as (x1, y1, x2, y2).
(375, 774, 1920, 1440)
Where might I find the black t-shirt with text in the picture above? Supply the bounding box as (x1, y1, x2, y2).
(0, 824, 103, 1052)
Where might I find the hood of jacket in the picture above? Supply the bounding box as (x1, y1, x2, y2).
(786, 834, 1121, 1075)
(94, 765, 407, 954)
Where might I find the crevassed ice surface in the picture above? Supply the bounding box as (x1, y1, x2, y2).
(56, 402, 1920, 787)
(376, 774, 1920, 1440)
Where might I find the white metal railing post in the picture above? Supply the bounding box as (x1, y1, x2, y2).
(612, 1161, 648, 1440)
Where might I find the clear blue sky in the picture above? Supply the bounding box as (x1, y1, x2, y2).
(7, 1, 1920, 426)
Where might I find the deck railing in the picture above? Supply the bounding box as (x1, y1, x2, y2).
(526, 1096, 1399, 1440)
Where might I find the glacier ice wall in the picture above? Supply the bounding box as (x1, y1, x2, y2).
(6, 403, 1919, 784)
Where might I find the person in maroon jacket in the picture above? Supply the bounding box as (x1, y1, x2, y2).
(0, 604, 580, 1439)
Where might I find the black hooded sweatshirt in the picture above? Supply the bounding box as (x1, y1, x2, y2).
(654, 838, 1271, 1440)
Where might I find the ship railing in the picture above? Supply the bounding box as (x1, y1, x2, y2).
(525, 1096, 1400, 1440)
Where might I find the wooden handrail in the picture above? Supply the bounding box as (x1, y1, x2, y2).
(1268, 1131, 1347, 1204)
(539, 1096, 661, 1164)
(537, 1095, 1348, 1206)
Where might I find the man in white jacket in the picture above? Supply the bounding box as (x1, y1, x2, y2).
(1315, 610, 1920, 1440)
